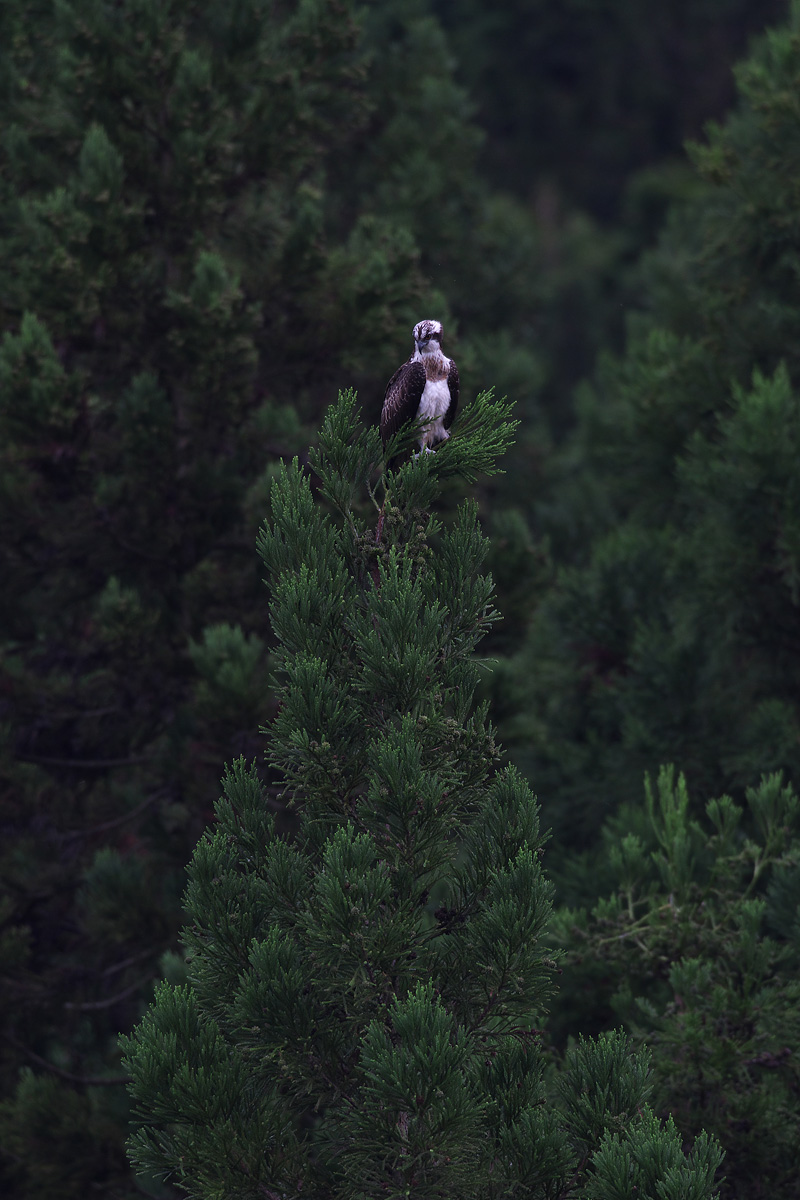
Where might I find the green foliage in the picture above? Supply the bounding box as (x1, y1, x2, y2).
(188, 624, 267, 731)
(433, 0, 783, 218)
(559, 1031, 652, 1152)
(501, 4, 800, 844)
(0, 1070, 129, 1200)
(122, 393, 721, 1200)
(586, 1111, 722, 1200)
(2, 1, 789, 1194)
(0, 1, 463, 1193)
(556, 769, 800, 1198)
(78, 846, 170, 946)
(427, 0, 785, 446)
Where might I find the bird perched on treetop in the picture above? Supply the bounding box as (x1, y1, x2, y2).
(380, 319, 459, 452)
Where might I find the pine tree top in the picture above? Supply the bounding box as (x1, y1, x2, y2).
(120, 390, 722, 1200)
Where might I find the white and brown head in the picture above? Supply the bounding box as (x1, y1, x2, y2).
(413, 319, 444, 353)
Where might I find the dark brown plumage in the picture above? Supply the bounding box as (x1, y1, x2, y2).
(445, 359, 460, 424)
(380, 360, 426, 445)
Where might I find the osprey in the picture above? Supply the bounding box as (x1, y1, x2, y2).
(381, 319, 459, 452)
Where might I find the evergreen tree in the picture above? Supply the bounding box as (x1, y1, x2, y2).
(428, 0, 788, 443)
(121, 392, 722, 1200)
(554, 767, 800, 1200)
(478, 11, 800, 1193)
(433, 0, 785, 218)
(499, 1, 800, 847)
(0, 0, 556, 1187)
(0, 1, 437, 1194)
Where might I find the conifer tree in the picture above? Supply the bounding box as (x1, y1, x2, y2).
(0, 0, 551, 1187)
(555, 768, 800, 1200)
(121, 392, 722, 1200)
(432, 0, 784, 216)
(499, 1, 800, 845)
(0, 1, 434, 1194)
(479, 10, 800, 1194)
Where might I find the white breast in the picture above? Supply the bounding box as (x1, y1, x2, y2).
(419, 377, 451, 421)
(417, 377, 452, 448)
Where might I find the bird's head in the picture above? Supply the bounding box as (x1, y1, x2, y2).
(413, 319, 444, 353)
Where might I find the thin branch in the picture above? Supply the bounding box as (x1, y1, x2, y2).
(102, 949, 158, 979)
(93, 508, 167, 563)
(64, 974, 153, 1011)
(4, 1034, 128, 1087)
(61, 788, 167, 841)
(47, 705, 123, 720)
(18, 753, 151, 769)
(557, 1150, 592, 1199)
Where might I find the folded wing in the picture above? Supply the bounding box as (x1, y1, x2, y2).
(380, 359, 427, 445)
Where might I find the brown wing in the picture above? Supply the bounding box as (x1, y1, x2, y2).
(444, 358, 459, 430)
(380, 359, 426, 445)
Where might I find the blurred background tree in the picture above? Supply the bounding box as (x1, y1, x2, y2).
(433, 0, 786, 435)
(434, 0, 785, 215)
(486, 12, 800, 1192)
(496, 1, 800, 851)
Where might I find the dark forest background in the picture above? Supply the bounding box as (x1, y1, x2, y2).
(2, 0, 800, 1195)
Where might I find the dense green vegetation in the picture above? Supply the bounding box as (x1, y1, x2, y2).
(501, 1, 800, 845)
(2, 0, 798, 1196)
(554, 767, 800, 1199)
(492, 9, 800, 1193)
(122, 392, 723, 1200)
